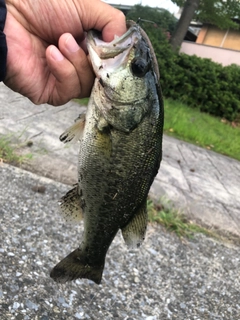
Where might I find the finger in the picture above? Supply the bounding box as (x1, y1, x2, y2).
(77, 1, 127, 42)
(100, 9, 127, 42)
(45, 36, 94, 105)
(46, 45, 82, 105)
(58, 33, 95, 96)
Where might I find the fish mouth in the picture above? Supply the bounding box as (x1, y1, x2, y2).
(87, 23, 141, 77)
(87, 24, 140, 59)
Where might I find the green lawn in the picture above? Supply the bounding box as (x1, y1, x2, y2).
(164, 98, 240, 161)
(76, 97, 240, 161)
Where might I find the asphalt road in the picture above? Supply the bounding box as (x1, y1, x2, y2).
(0, 164, 240, 320)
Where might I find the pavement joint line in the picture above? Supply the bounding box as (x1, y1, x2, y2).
(17, 109, 47, 121)
(0, 82, 240, 237)
(222, 203, 240, 227)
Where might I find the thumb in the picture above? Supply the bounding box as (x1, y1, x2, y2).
(76, 1, 127, 42)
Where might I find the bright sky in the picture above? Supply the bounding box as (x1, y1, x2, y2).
(104, 0, 179, 14)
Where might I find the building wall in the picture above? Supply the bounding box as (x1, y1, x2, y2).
(180, 41, 240, 66)
(196, 25, 240, 51)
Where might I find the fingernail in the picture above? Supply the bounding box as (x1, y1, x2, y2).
(65, 35, 79, 53)
(50, 46, 64, 61)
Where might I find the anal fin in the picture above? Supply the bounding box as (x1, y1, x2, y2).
(121, 199, 148, 248)
(59, 184, 83, 223)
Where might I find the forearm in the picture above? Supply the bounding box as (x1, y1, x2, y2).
(0, 0, 7, 81)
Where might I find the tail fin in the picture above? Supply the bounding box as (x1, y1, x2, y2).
(50, 248, 104, 285)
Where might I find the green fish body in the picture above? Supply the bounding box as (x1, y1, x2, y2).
(50, 21, 164, 284)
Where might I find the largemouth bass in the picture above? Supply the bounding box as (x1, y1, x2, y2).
(50, 21, 164, 284)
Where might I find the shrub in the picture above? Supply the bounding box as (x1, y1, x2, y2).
(126, 5, 240, 121)
(153, 34, 240, 121)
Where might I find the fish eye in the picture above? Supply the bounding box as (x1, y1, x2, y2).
(131, 57, 149, 77)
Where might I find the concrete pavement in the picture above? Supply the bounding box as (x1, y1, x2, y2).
(0, 82, 240, 237)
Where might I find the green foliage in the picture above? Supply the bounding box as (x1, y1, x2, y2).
(126, 5, 240, 121)
(169, 53, 240, 121)
(126, 5, 177, 35)
(172, 0, 240, 29)
(142, 27, 240, 121)
(125, 5, 240, 121)
(160, 51, 240, 120)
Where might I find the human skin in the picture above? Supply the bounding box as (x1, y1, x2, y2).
(4, 0, 126, 105)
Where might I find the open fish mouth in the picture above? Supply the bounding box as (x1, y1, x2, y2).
(87, 24, 142, 76)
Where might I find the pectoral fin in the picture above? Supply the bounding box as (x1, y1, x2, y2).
(59, 113, 86, 144)
(59, 185, 83, 223)
(121, 200, 148, 248)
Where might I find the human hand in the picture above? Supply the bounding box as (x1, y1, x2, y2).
(4, 0, 126, 105)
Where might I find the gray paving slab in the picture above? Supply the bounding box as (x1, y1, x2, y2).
(154, 136, 240, 237)
(0, 82, 239, 237)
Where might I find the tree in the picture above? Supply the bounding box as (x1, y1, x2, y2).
(126, 5, 177, 35)
(170, 0, 200, 51)
(170, 0, 240, 51)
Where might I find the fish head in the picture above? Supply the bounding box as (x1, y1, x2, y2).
(87, 21, 160, 131)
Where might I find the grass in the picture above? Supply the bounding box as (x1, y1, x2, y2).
(0, 135, 33, 165)
(164, 98, 240, 161)
(76, 97, 240, 161)
(74, 98, 89, 106)
(147, 198, 217, 239)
